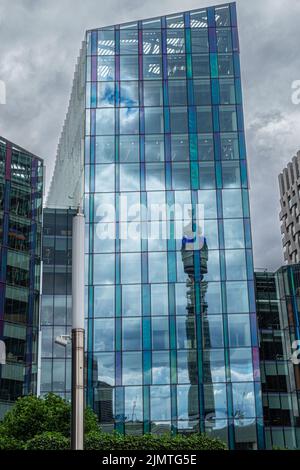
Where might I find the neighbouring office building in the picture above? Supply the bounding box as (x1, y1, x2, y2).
(279, 150, 300, 264)
(45, 2, 265, 449)
(255, 265, 300, 449)
(0, 136, 43, 418)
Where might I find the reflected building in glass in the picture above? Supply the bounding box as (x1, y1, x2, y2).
(256, 265, 300, 449)
(46, 3, 264, 449)
(0, 136, 43, 418)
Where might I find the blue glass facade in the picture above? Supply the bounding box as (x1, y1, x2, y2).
(83, 3, 264, 449)
(0, 136, 43, 418)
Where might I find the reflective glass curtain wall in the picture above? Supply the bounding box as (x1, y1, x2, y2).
(40, 209, 75, 399)
(0, 137, 43, 418)
(84, 3, 264, 449)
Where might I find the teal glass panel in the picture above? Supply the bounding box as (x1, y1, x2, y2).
(212, 105, 220, 132)
(115, 386, 124, 423)
(186, 54, 192, 79)
(171, 384, 177, 421)
(233, 52, 240, 77)
(143, 350, 151, 385)
(189, 134, 198, 161)
(170, 349, 177, 384)
(143, 317, 151, 351)
(116, 285, 121, 318)
(143, 386, 150, 430)
(244, 219, 252, 249)
(246, 249, 254, 281)
(142, 284, 151, 316)
(238, 132, 246, 159)
(215, 161, 222, 189)
(169, 315, 176, 350)
(116, 317, 121, 351)
(210, 53, 218, 78)
(185, 28, 192, 54)
(211, 79, 220, 105)
(242, 189, 250, 218)
(167, 251, 177, 283)
(190, 161, 199, 189)
(188, 106, 197, 134)
(235, 78, 242, 105)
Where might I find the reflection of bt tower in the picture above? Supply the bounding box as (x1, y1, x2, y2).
(181, 216, 214, 427)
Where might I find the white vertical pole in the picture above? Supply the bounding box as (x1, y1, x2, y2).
(71, 211, 85, 450)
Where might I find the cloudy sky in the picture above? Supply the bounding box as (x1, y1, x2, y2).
(0, 0, 299, 270)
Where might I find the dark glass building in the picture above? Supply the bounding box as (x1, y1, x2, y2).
(256, 265, 300, 449)
(46, 3, 264, 449)
(40, 208, 75, 399)
(0, 136, 43, 418)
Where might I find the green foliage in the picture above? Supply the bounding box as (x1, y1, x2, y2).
(84, 431, 227, 451)
(0, 393, 99, 443)
(25, 432, 70, 451)
(0, 434, 24, 450)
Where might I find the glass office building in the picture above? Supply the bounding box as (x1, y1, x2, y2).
(46, 3, 264, 449)
(256, 266, 300, 449)
(0, 136, 43, 418)
(40, 209, 75, 399)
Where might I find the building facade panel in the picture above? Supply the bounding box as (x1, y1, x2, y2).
(0, 136, 43, 418)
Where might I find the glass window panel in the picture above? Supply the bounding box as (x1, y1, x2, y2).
(177, 350, 198, 384)
(171, 135, 189, 161)
(232, 382, 255, 418)
(94, 254, 115, 285)
(94, 318, 114, 351)
(122, 285, 141, 317)
(120, 55, 138, 80)
(197, 107, 213, 133)
(94, 286, 115, 317)
(177, 385, 199, 420)
(167, 55, 186, 79)
(203, 349, 226, 382)
(228, 315, 251, 347)
(120, 30, 138, 54)
(119, 108, 139, 134)
(218, 55, 234, 77)
(230, 348, 253, 382)
(121, 253, 141, 284)
(145, 135, 164, 162)
(221, 133, 239, 160)
(122, 352, 142, 384)
(204, 384, 227, 420)
(97, 56, 115, 81)
(142, 18, 161, 29)
(191, 30, 209, 53)
(96, 136, 115, 163)
(177, 316, 196, 349)
(94, 193, 115, 223)
(222, 190, 243, 218)
(205, 220, 219, 249)
(226, 281, 249, 313)
(147, 220, 167, 251)
(203, 315, 224, 348)
(170, 107, 188, 134)
(124, 386, 143, 421)
(224, 219, 245, 248)
(168, 80, 187, 106)
(122, 318, 142, 350)
(166, 14, 184, 28)
(95, 352, 115, 386)
(219, 79, 236, 105)
(192, 55, 210, 78)
(166, 30, 185, 54)
(143, 30, 161, 54)
(120, 81, 139, 107)
(219, 106, 237, 132)
(145, 108, 164, 134)
(98, 30, 115, 56)
(120, 135, 139, 162)
(204, 250, 220, 281)
(96, 108, 115, 135)
(225, 250, 247, 281)
(190, 10, 208, 28)
(95, 164, 115, 192)
(197, 190, 217, 219)
(198, 134, 214, 161)
(205, 282, 222, 314)
(150, 385, 171, 421)
(217, 29, 232, 53)
(172, 162, 190, 190)
(215, 5, 231, 27)
(146, 163, 165, 190)
(199, 162, 216, 189)
(194, 79, 211, 105)
(143, 55, 162, 79)
(98, 82, 115, 107)
(143, 81, 163, 106)
(41, 327, 52, 358)
(120, 163, 140, 191)
(151, 284, 168, 316)
(152, 351, 170, 384)
(148, 252, 167, 283)
(152, 317, 169, 350)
